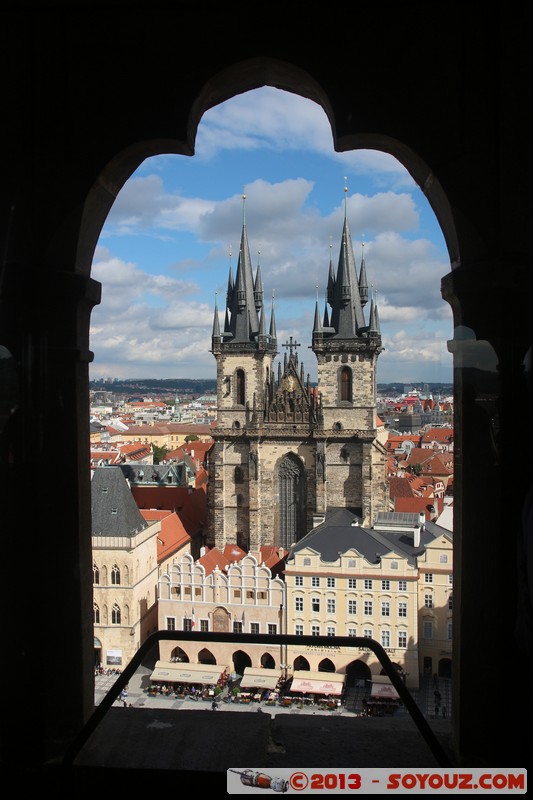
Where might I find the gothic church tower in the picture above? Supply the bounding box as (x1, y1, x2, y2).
(207, 189, 388, 552)
(311, 185, 388, 526)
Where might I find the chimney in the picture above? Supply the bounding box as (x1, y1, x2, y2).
(414, 525, 421, 548)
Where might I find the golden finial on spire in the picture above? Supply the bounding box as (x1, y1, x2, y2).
(344, 177, 348, 218)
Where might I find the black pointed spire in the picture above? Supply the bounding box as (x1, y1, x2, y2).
(226, 248, 234, 306)
(254, 251, 264, 311)
(327, 238, 335, 305)
(225, 193, 260, 342)
(358, 240, 368, 307)
(369, 286, 381, 336)
(313, 285, 323, 335)
(328, 180, 366, 337)
(269, 291, 277, 343)
(212, 291, 221, 339)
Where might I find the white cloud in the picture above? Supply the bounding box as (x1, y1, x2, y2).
(90, 88, 453, 383)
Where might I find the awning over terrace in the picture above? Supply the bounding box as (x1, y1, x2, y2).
(240, 668, 281, 690)
(150, 661, 228, 685)
(289, 670, 345, 696)
(370, 676, 400, 699)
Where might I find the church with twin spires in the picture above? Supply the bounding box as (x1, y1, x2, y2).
(207, 189, 388, 553)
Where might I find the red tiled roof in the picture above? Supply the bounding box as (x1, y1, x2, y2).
(402, 448, 453, 475)
(134, 422, 214, 433)
(393, 496, 443, 519)
(140, 510, 192, 562)
(131, 485, 190, 511)
(223, 543, 248, 563)
(128, 401, 168, 408)
(177, 487, 207, 536)
(420, 427, 454, 443)
(258, 546, 288, 572)
(197, 547, 232, 576)
(389, 476, 416, 498)
(119, 442, 152, 460)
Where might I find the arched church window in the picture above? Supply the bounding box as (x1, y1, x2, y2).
(340, 366, 352, 402)
(111, 564, 121, 585)
(278, 453, 306, 549)
(111, 603, 121, 624)
(93, 603, 100, 624)
(234, 465, 244, 483)
(236, 369, 245, 405)
(93, 563, 100, 585)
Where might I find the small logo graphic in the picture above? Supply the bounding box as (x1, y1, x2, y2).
(229, 769, 289, 793)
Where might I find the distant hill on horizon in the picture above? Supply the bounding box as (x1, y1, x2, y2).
(89, 377, 454, 396)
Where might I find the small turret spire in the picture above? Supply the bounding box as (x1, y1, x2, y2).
(269, 290, 277, 342)
(254, 251, 264, 311)
(313, 285, 323, 334)
(212, 290, 221, 338)
(359, 239, 368, 307)
(226, 247, 234, 306)
(369, 285, 381, 335)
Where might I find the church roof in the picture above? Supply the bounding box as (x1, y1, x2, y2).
(91, 466, 150, 537)
(288, 506, 441, 566)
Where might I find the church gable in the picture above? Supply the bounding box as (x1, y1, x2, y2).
(261, 346, 319, 428)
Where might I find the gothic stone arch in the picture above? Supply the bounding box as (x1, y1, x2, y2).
(276, 452, 307, 549)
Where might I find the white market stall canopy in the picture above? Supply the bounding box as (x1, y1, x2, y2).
(289, 670, 345, 696)
(371, 676, 400, 699)
(150, 661, 228, 685)
(240, 668, 281, 690)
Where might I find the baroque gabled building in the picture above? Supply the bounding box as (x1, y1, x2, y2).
(207, 191, 389, 552)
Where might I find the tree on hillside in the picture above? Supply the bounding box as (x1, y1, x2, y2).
(185, 434, 200, 442)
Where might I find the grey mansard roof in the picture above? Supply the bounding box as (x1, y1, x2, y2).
(91, 466, 150, 537)
(288, 507, 450, 567)
(118, 463, 185, 485)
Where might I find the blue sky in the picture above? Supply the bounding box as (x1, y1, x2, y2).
(90, 87, 453, 385)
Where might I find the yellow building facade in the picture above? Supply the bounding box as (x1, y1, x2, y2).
(284, 536, 420, 690)
(417, 530, 453, 679)
(92, 521, 161, 670)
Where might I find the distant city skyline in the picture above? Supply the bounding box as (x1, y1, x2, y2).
(90, 87, 453, 385)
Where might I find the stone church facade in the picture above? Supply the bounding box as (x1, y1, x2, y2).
(207, 193, 389, 552)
